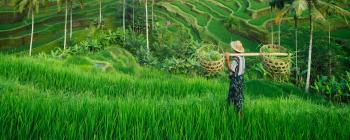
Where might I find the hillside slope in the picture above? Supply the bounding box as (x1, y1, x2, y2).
(0, 47, 349, 139)
(0, 0, 121, 52)
(2, 0, 349, 53)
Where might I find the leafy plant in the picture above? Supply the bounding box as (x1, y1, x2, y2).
(312, 72, 350, 102)
(197, 44, 222, 61)
(51, 28, 125, 57)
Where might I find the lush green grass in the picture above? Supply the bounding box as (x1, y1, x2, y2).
(0, 52, 349, 139)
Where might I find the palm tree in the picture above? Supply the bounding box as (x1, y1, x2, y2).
(273, 0, 308, 84)
(151, 0, 154, 29)
(123, 0, 126, 40)
(99, 0, 103, 27)
(269, 0, 287, 46)
(56, 0, 69, 50)
(132, 0, 135, 31)
(318, 0, 350, 75)
(62, 0, 68, 50)
(69, 0, 84, 39)
(271, 0, 348, 92)
(303, 0, 349, 92)
(145, 0, 150, 56)
(270, 8, 275, 45)
(13, 0, 46, 56)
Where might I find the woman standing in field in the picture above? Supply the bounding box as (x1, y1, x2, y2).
(225, 41, 245, 116)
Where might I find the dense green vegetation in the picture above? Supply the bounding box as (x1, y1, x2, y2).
(1, 53, 350, 139)
(1, 0, 350, 139)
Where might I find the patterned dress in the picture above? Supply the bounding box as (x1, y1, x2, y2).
(227, 56, 245, 113)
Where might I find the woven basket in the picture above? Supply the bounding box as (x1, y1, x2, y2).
(260, 44, 291, 76)
(199, 58, 224, 73)
(197, 45, 224, 73)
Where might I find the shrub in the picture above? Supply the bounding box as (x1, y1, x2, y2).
(124, 24, 204, 75)
(312, 72, 350, 102)
(51, 28, 125, 57)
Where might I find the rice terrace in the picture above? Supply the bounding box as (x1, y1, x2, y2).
(1, 0, 350, 139)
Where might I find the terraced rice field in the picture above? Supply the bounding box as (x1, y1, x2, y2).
(0, 0, 121, 52)
(1, 0, 349, 52)
(157, 0, 286, 50)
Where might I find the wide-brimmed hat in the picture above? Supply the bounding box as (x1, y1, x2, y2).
(230, 41, 245, 53)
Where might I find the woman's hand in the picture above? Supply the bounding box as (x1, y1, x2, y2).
(224, 53, 231, 60)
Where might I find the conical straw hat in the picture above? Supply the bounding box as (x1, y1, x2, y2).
(230, 41, 245, 53)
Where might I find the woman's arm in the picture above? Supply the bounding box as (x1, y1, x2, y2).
(225, 53, 232, 72)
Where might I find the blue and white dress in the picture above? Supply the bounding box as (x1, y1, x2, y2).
(230, 56, 245, 76)
(227, 56, 245, 112)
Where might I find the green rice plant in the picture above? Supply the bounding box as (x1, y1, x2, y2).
(0, 54, 225, 98)
(171, 1, 209, 27)
(0, 75, 349, 139)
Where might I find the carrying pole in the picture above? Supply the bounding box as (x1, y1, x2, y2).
(228, 53, 289, 57)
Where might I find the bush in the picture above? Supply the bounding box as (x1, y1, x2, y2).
(51, 28, 125, 57)
(312, 72, 350, 102)
(124, 24, 204, 75)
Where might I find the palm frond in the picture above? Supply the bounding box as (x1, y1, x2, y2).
(292, 0, 308, 16)
(318, 1, 350, 17)
(275, 6, 290, 24)
(311, 5, 326, 21)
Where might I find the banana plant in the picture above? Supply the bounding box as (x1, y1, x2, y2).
(143, 0, 150, 56)
(56, 0, 69, 50)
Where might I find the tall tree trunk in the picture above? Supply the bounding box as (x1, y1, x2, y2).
(305, 12, 313, 93)
(278, 22, 281, 46)
(145, 0, 150, 56)
(99, 0, 102, 28)
(272, 23, 274, 45)
(151, 0, 154, 30)
(64, 0, 68, 50)
(123, 0, 126, 41)
(328, 24, 331, 46)
(328, 24, 332, 76)
(132, 0, 135, 31)
(270, 9, 274, 45)
(294, 16, 299, 83)
(70, 1, 73, 39)
(29, 10, 34, 56)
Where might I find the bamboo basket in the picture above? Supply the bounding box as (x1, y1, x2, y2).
(260, 44, 291, 79)
(197, 45, 224, 73)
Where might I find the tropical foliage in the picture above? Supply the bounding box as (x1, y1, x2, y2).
(0, 0, 350, 139)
